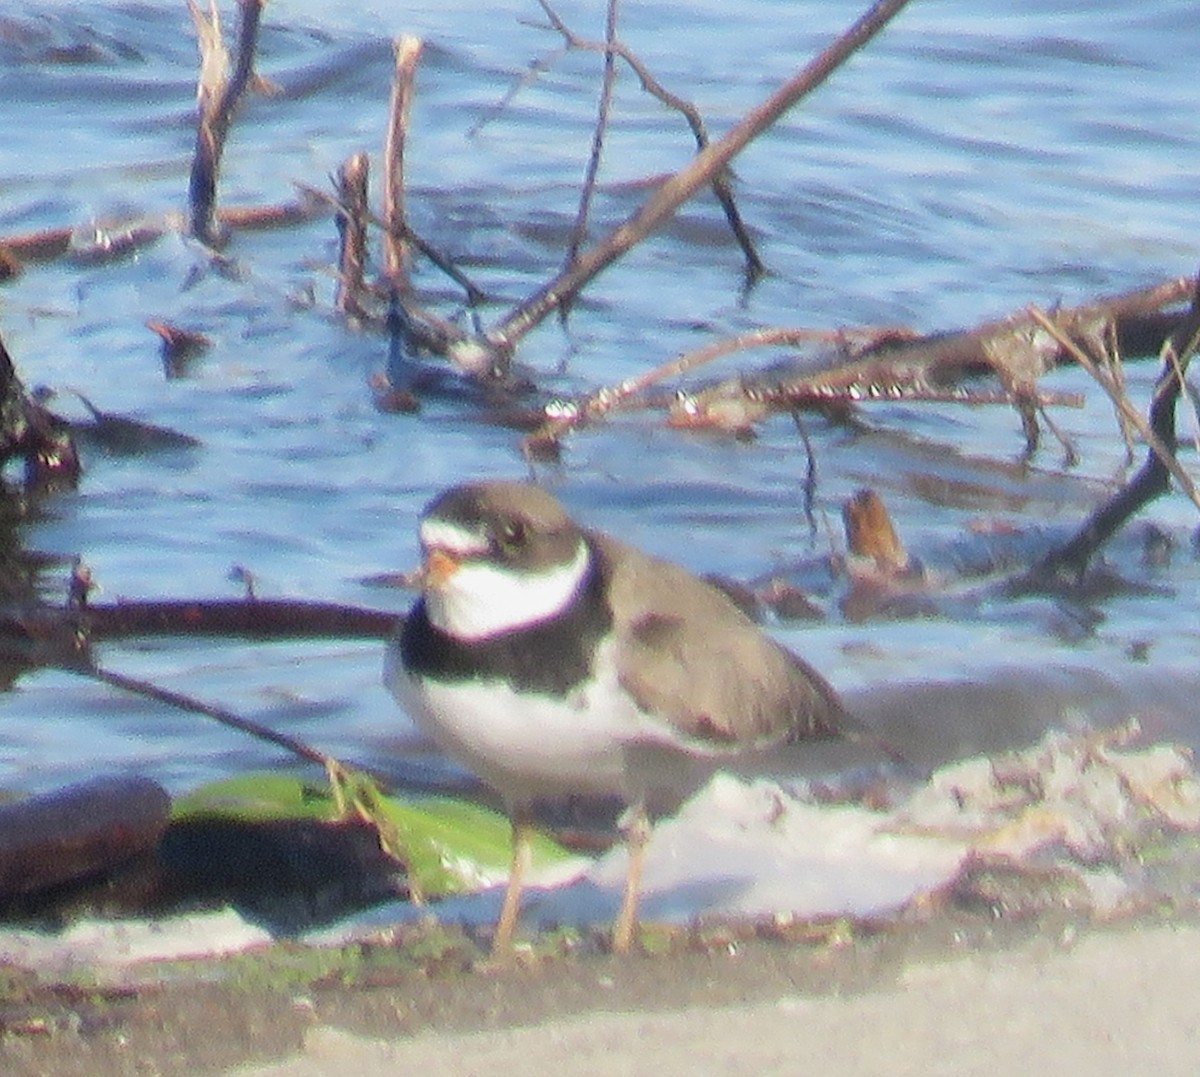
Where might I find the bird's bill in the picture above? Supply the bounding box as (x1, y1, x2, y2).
(422, 547, 462, 589)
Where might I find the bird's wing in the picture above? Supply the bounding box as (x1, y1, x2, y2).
(590, 534, 845, 751)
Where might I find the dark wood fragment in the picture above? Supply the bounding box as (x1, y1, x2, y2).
(0, 776, 170, 897)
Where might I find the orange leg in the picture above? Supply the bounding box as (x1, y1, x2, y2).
(612, 802, 650, 954)
(492, 814, 532, 956)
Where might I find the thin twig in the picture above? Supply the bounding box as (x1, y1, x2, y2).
(536, 0, 764, 275)
(791, 411, 819, 535)
(296, 181, 495, 364)
(294, 182, 488, 307)
(522, 326, 871, 450)
(467, 44, 571, 139)
(1035, 401, 1080, 468)
(563, 0, 620, 277)
(75, 661, 419, 890)
(1028, 305, 1200, 513)
(85, 663, 337, 771)
(1101, 318, 1137, 460)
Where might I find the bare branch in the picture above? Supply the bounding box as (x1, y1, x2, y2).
(522, 325, 909, 453)
(536, 0, 764, 277)
(563, 0, 620, 277)
(1014, 278, 1200, 590)
(677, 277, 1193, 430)
(1029, 305, 1200, 513)
(187, 0, 268, 246)
(488, 0, 914, 364)
(334, 152, 370, 319)
(383, 35, 424, 289)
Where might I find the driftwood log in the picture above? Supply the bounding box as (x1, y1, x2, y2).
(0, 776, 170, 898)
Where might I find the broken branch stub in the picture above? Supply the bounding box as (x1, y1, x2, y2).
(335, 153, 371, 319)
(187, 0, 268, 247)
(383, 35, 424, 289)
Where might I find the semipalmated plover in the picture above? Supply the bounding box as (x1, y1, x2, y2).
(385, 480, 851, 954)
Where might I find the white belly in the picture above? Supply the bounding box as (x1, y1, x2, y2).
(385, 641, 654, 805)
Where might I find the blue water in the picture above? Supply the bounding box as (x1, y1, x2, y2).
(0, 0, 1198, 794)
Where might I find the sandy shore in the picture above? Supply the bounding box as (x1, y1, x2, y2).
(6, 719, 1200, 1076)
(235, 922, 1200, 1076)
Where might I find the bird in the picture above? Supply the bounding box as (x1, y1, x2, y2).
(384, 480, 853, 956)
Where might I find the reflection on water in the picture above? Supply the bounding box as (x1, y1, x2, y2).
(0, 0, 1199, 794)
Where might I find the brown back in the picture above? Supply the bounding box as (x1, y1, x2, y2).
(591, 533, 846, 751)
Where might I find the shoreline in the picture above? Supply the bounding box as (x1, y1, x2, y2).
(4, 908, 1198, 1074)
(238, 917, 1200, 1075)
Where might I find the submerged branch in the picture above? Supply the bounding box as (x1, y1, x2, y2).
(77, 663, 415, 877)
(667, 276, 1192, 433)
(87, 663, 336, 770)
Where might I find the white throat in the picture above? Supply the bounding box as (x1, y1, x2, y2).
(425, 537, 591, 641)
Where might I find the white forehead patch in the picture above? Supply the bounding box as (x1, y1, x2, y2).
(424, 538, 590, 641)
(419, 517, 490, 556)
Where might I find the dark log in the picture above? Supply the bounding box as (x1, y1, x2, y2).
(83, 598, 399, 641)
(157, 816, 408, 930)
(26, 598, 398, 643)
(0, 598, 398, 673)
(0, 776, 171, 897)
(0, 334, 80, 488)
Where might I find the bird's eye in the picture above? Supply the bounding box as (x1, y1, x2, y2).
(496, 519, 526, 554)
